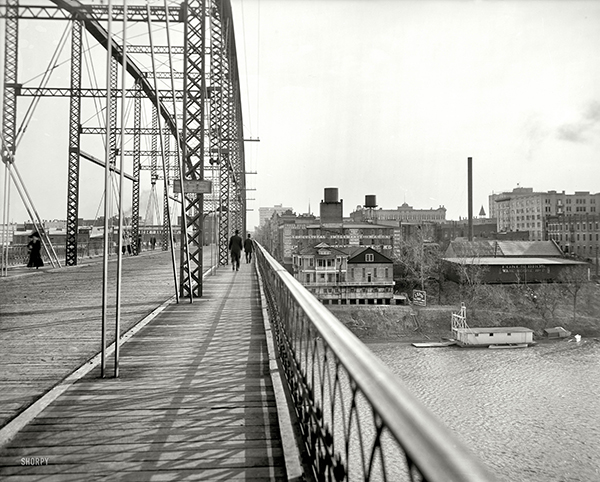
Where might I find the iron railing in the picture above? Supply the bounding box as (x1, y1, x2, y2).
(0, 242, 164, 268)
(255, 242, 497, 482)
(1, 244, 92, 267)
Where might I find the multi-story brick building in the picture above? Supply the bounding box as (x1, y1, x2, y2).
(292, 243, 394, 304)
(258, 204, 294, 227)
(489, 187, 600, 242)
(350, 201, 446, 225)
(546, 214, 600, 262)
(258, 188, 397, 271)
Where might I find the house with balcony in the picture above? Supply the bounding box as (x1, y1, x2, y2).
(292, 243, 394, 305)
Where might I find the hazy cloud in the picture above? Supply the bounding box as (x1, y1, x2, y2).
(522, 114, 550, 162)
(557, 101, 600, 143)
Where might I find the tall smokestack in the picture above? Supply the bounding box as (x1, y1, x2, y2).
(468, 157, 473, 241)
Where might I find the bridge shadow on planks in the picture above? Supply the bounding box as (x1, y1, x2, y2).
(0, 263, 287, 481)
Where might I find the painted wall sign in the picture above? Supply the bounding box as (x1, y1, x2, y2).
(413, 289, 427, 307)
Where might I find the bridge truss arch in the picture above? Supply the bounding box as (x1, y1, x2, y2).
(1, 0, 246, 296)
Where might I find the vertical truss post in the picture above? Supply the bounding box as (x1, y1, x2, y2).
(2, 0, 18, 178)
(208, 0, 246, 263)
(162, 132, 170, 250)
(151, 105, 158, 189)
(131, 81, 142, 254)
(181, 0, 207, 297)
(66, 19, 83, 266)
(224, 0, 246, 238)
(210, 1, 229, 266)
(108, 57, 118, 251)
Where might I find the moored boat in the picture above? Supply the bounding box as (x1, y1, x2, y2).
(451, 303, 534, 348)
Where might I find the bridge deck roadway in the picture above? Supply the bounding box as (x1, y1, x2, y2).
(0, 252, 288, 480)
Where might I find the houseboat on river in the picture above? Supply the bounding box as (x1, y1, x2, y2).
(451, 304, 534, 348)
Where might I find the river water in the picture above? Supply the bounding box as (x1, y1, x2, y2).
(367, 339, 600, 482)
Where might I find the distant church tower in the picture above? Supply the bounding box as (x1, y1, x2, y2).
(478, 205, 486, 218)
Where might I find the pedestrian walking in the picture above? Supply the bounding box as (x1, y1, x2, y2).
(244, 233, 254, 263)
(27, 231, 44, 269)
(228, 229, 243, 271)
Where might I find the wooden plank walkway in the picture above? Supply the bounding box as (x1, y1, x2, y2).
(0, 261, 288, 480)
(0, 248, 216, 427)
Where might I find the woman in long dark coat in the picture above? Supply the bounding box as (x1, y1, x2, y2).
(27, 232, 44, 269)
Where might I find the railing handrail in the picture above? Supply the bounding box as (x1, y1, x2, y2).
(256, 242, 497, 482)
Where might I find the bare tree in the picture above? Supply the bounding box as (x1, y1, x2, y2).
(523, 282, 562, 329)
(454, 257, 489, 304)
(393, 236, 442, 298)
(558, 265, 589, 322)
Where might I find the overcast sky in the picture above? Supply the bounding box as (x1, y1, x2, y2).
(233, 0, 600, 226)
(2, 0, 600, 229)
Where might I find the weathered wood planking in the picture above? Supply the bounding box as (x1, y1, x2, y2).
(0, 263, 287, 480)
(0, 249, 217, 427)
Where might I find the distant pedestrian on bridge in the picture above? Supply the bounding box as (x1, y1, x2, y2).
(27, 232, 44, 269)
(244, 234, 254, 263)
(228, 229, 243, 271)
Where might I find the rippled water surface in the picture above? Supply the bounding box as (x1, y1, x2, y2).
(367, 339, 600, 482)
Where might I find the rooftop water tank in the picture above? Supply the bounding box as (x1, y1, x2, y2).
(324, 187, 339, 203)
(365, 195, 377, 208)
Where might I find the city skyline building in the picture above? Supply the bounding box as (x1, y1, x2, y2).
(258, 204, 294, 227)
(489, 187, 600, 242)
(350, 201, 447, 226)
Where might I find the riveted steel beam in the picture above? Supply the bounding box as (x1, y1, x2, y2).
(0, 4, 181, 22)
(1, 0, 18, 167)
(181, 0, 207, 297)
(17, 87, 184, 99)
(65, 19, 83, 266)
(131, 82, 142, 255)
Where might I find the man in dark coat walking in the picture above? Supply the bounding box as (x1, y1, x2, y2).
(244, 234, 254, 263)
(228, 229, 243, 271)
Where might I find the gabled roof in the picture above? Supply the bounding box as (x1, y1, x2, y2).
(443, 257, 587, 266)
(444, 240, 563, 258)
(347, 247, 393, 264)
(297, 243, 348, 257)
(497, 241, 562, 257)
(444, 240, 497, 258)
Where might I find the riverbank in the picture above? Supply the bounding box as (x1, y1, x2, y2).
(328, 300, 600, 343)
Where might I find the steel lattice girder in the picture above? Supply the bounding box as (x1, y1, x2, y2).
(162, 133, 170, 250)
(81, 127, 176, 135)
(181, 0, 207, 297)
(16, 87, 184, 99)
(1, 0, 18, 166)
(65, 19, 83, 266)
(4, 0, 245, 296)
(209, 4, 228, 266)
(209, 0, 246, 266)
(131, 83, 142, 255)
(0, 4, 181, 22)
(48, 0, 182, 143)
(151, 106, 158, 184)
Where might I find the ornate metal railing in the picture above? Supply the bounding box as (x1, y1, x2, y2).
(255, 243, 497, 482)
(1, 242, 151, 268)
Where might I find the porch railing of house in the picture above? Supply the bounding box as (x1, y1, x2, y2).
(255, 242, 497, 482)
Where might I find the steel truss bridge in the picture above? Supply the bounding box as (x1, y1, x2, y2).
(1, 0, 246, 297)
(1, 2, 498, 480)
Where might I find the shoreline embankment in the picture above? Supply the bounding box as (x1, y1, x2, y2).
(328, 304, 600, 343)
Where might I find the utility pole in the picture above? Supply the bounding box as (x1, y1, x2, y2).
(468, 157, 473, 242)
(420, 225, 424, 290)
